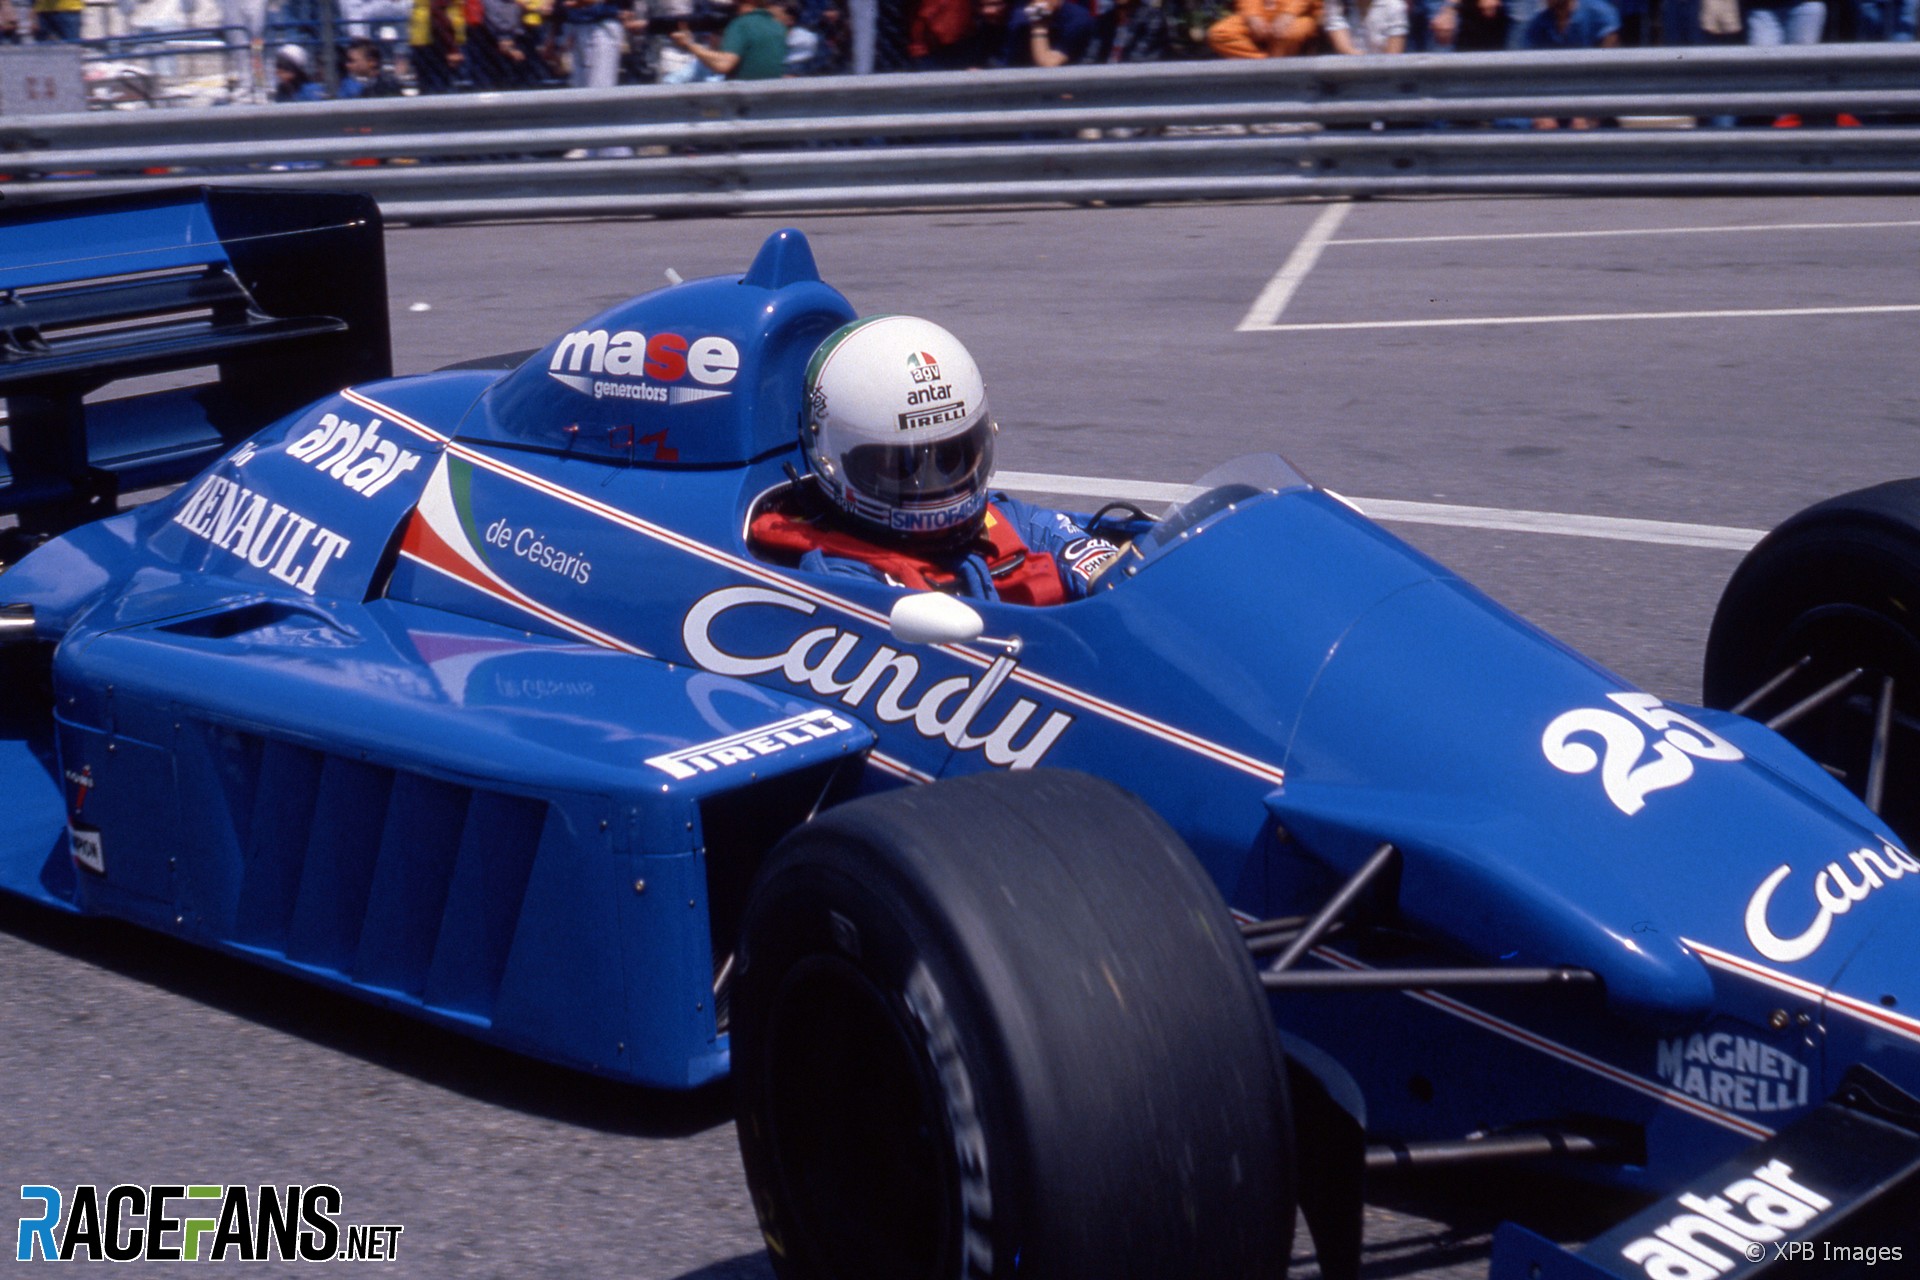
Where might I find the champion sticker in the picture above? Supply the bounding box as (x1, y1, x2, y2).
(69, 826, 104, 874)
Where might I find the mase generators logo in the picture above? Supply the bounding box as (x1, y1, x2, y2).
(17, 1184, 403, 1263)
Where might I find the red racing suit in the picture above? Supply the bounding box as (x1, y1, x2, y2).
(749, 489, 1120, 605)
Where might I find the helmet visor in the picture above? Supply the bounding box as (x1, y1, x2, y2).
(842, 417, 995, 513)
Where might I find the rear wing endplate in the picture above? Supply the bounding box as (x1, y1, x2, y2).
(0, 187, 390, 540)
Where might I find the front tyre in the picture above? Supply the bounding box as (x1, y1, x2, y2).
(731, 769, 1294, 1280)
(1705, 479, 1920, 844)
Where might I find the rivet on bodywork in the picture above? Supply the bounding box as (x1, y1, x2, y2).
(1769, 1009, 1791, 1030)
(634, 879, 646, 893)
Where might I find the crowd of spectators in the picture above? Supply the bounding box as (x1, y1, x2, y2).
(332, 0, 849, 92)
(14, 0, 1911, 102)
(326, 0, 1915, 99)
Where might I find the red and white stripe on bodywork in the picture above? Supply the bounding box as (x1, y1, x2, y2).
(347, 385, 1289, 788)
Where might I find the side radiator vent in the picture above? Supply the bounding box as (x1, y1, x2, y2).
(224, 731, 549, 1023)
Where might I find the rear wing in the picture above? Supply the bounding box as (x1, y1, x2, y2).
(0, 188, 390, 540)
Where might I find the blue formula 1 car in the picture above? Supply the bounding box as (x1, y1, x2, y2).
(3, 189, 1919, 1280)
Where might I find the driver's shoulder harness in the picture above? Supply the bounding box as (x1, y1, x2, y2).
(749, 490, 1068, 606)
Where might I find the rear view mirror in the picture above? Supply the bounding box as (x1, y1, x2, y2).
(888, 592, 985, 647)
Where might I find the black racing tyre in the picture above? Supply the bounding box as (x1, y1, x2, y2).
(1704, 479, 1920, 843)
(731, 769, 1294, 1280)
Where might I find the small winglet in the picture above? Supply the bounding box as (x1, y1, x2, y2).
(742, 228, 821, 290)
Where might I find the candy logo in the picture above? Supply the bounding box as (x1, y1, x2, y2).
(683, 585, 1072, 770)
(1743, 840, 1920, 963)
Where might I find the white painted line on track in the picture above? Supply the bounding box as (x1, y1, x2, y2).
(1330, 219, 1920, 247)
(1235, 202, 1351, 332)
(1246, 303, 1920, 334)
(1349, 496, 1763, 550)
(996, 469, 1766, 551)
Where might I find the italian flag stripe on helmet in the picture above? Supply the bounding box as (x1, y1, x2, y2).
(805, 314, 897, 387)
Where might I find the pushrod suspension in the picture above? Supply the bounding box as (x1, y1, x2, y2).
(1267, 842, 1399, 975)
(1731, 654, 1811, 717)
(1767, 667, 1863, 732)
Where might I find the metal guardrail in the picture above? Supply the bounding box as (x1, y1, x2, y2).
(1, 45, 1918, 220)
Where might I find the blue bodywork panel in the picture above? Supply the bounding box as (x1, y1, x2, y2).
(38, 594, 864, 1087)
(3, 207, 1918, 1208)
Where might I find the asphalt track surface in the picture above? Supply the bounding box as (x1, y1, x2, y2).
(4, 194, 1917, 1278)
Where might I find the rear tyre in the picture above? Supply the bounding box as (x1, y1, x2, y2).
(731, 769, 1294, 1280)
(1704, 479, 1920, 844)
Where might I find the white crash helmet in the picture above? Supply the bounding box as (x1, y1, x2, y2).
(802, 315, 996, 542)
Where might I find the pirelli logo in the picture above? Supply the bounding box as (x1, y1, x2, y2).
(646, 709, 857, 781)
(897, 402, 969, 432)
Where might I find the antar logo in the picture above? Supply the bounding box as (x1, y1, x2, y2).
(1619, 1159, 1830, 1279)
(1743, 840, 1920, 963)
(682, 586, 1072, 770)
(548, 329, 740, 404)
(284, 413, 423, 497)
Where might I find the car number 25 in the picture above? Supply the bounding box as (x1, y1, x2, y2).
(1542, 692, 1744, 817)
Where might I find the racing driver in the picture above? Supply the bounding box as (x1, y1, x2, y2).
(748, 314, 1122, 605)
